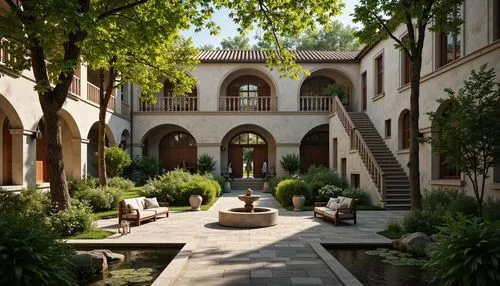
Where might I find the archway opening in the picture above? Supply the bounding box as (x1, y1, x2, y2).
(431, 103, 460, 180)
(300, 125, 329, 173)
(229, 132, 267, 178)
(0, 95, 23, 186)
(159, 132, 197, 173)
(2, 118, 13, 185)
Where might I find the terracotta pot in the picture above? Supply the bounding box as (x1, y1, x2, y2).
(292, 195, 305, 211)
(189, 195, 203, 211)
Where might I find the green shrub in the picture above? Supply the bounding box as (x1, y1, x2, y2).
(483, 197, 500, 221)
(422, 188, 457, 211)
(68, 177, 99, 196)
(0, 213, 76, 286)
(48, 199, 95, 236)
(269, 176, 288, 197)
(196, 153, 216, 174)
(73, 187, 123, 211)
(175, 175, 218, 205)
(108, 176, 135, 192)
(0, 188, 51, 216)
(142, 169, 191, 204)
(275, 179, 312, 207)
(402, 209, 443, 235)
(213, 175, 227, 194)
(316, 184, 343, 201)
(302, 166, 348, 196)
(124, 156, 161, 185)
(384, 219, 405, 239)
(105, 146, 132, 177)
(342, 188, 370, 205)
(447, 193, 478, 217)
(280, 154, 300, 176)
(426, 215, 500, 286)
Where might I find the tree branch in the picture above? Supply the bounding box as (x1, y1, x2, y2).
(369, 11, 410, 56)
(257, 0, 284, 55)
(97, 0, 148, 20)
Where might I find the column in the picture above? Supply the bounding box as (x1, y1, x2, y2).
(80, 138, 90, 179)
(131, 143, 144, 161)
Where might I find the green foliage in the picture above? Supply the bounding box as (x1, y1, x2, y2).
(379, 220, 405, 239)
(302, 166, 349, 197)
(105, 146, 132, 178)
(124, 156, 161, 185)
(316, 184, 343, 201)
(196, 153, 216, 174)
(48, 199, 95, 237)
(68, 177, 99, 196)
(427, 65, 500, 216)
(269, 176, 288, 197)
(323, 83, 347, 103)
(280, 154, 300, 176)
(108, 177, 135, 192)
(142, 169, 220, 206)
(275, 179, 312, 207)
(0, 189, 51, 216)
(342, 188, 370, 205)
(425, 215, 500, 286)
(402, 209, 443, 235)
(483, 197, 500, 221)
(213, 175, 227, 194)
(0, 213, 76, 286)
(221, 35, 251, 50)
(73, 187, 123, 212)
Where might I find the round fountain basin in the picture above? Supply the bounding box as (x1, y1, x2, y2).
(218, 207, 278, 228)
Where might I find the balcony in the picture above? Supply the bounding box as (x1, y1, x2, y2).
(219, 96, 276, 112)
(87, 82, 115, 111)
(139, 96, 198, 112)
(299, 96, 332, 112)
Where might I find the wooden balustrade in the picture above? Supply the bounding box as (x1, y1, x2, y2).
(299, 96, 333, 112)
(140, 96, 198, 112)
(332, 96, 386, 201)
(219, 96, 276, 112)
(87, 82, 115, 111)
(69, 76, 81, 96)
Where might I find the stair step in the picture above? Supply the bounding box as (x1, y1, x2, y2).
(385, 204, 412, 210)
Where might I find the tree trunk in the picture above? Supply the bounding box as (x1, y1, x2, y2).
(43, 107, 71, 210)
(97, 69, 108, 186)
(408, 54, 423, 210)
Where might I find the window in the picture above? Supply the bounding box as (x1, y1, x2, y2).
(300, 76, 334, 97)
(401, 110, 410, 149)
(332, 138, 338, 170)
(341, 158, 347, 178)
(494, 0, 500, 41)
(385, 119, 391, 138)
(350, 174, 360, 188)
(225, 75, 271, 111)
(437, 6, 462, 67)
(160, 132, 196, 147)
(230, 132, 266, 145)
(401, 35, 411, 85)
(361, 72, 367, 111)
(375, 54, 384, 95)
(438, 109, 460, 179)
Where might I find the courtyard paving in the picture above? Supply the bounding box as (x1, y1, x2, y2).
(96, 190, 407, 285)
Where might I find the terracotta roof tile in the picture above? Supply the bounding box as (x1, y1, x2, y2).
(196, 50, 359, 63)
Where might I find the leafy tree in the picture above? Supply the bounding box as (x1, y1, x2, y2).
(353, 0, 464, 210)
(199, 44, 217, 50)
(105, 146, 132, 178)
(0, 0, 343, 210)
(427, 65, 500, 217)
(220, 35, 251, 50)
(295, 20, 360, 51)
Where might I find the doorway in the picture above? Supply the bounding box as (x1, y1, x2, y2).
(228, 132, 267, 178)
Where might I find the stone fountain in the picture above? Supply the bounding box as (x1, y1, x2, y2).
(218, 188, 278, 228)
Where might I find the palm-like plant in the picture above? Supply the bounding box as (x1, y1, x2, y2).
(196, 154, 216, 174)
(280, 154, 300, 176)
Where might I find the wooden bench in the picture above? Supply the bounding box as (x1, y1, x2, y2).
(313, 196, 357, 226)
(119, 197, 169, 226)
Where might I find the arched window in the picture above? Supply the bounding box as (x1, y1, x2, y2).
(400, 110, 410, 149)
(225, 76, 272, 111)
(230, 132, 266, 145)
(160, 132, 196, 147)
(300, 76, 334, 97)
(161, 80, 197, 111)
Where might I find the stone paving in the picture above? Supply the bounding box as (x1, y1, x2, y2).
(97, 190, 407, 285)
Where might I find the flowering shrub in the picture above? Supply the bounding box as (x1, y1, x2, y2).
(317, 184, 343, 201)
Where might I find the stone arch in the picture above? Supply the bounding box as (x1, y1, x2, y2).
(398, 109, 410, 150)
(86, 122, 116, 177)
(120, 129, 130, 151)
(218, 66, 278, 111)
(297, 66, 355, 111)
(300, 124, 329, 172)
(0, 94, 23, 185)
(221, 124, 276, 178)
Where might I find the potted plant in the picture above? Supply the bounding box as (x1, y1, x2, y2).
(292, 194, 306, 211)
(189, 195, 202, 211)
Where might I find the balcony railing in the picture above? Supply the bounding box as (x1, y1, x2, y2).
(69, 76, 81, 97)
(219, 96, 276, 112)
(299, 96, 333, 112)
(87, 82, 115, 111)
(139, 96, 198, 112)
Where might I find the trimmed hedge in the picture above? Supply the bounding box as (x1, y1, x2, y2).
(275, 179, 312, 207)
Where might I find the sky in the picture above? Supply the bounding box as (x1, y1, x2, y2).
(183, 1, 358, 48)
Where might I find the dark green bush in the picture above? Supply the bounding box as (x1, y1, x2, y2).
(48, 199, 95, 237)
(275, 179, 312, 207)
(105, 146, 132, 177)
(447, 193, 478, 216)
(196, 153, 216, 174)
(213, 175, 227, 194)
(175, 175, 219, 205)
(72, 187, 123, 211)
(0, 213, 76, 286)
(483, 197, 500, 221)
(269, 176, 288, 197)
(107, 176, 135, 192)
(426, 215, 500, 286)
(0, 188, 50, 216)
(402, 209, 443, 235)
(342, 188, 370, 205)
(124, 156, 161, 185)
(316, 184, 343, 201)
(68, 177, 99, 196)
(302, 166, 348, 196)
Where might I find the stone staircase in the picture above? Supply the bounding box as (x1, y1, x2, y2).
(347, 112, 411, 210)
(230, 178, 265, 190)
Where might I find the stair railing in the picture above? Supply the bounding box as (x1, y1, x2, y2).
(332, 96, 386, 201)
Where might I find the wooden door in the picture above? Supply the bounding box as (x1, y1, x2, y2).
(36, 131, 49, 182)
(2, 118, 12, 185)
(229, 146, 243, 178)
(300, 145, 329, 172)
(253, 145, 267, 178)
(159, 146, 197, 172)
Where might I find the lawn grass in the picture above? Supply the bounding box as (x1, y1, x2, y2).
(377, 229, 404, 239)
(66, 229, 114, 239)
